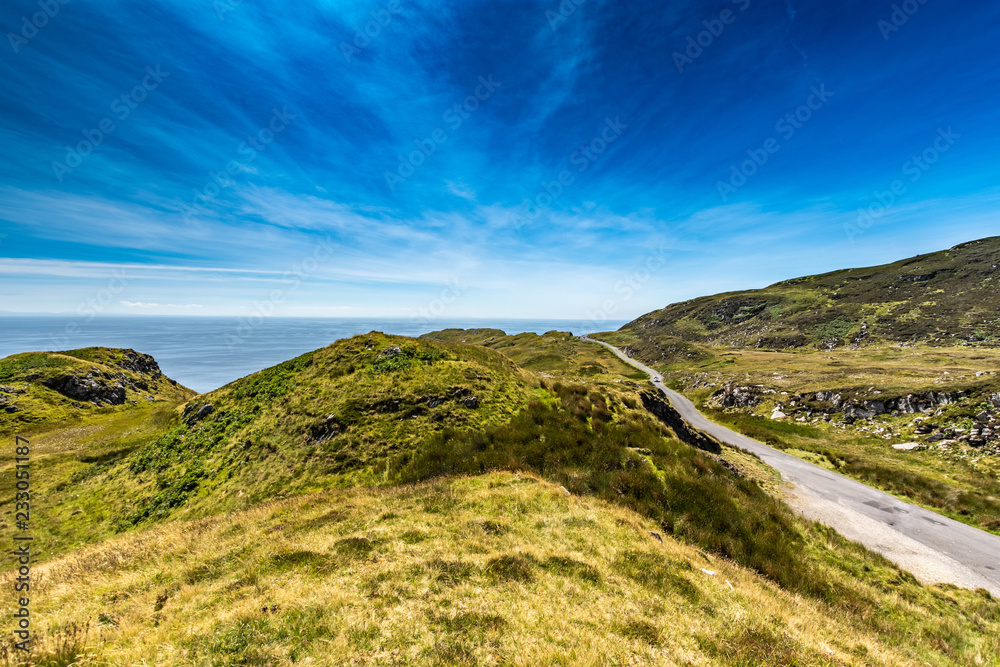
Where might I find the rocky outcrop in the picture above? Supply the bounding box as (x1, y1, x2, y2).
(116, 349, 163, 378)
(44, 372, 127, 406)
(834, 391, 961, 418)
(707, 384, 764, 410)
(40, 351, 165, 407)
(183, 402, 214, 426)
(640, 391, 721, 454)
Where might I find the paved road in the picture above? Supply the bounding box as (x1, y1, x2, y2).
(583, 336, 1000, 595)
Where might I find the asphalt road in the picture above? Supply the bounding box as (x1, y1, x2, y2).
(582, 336, 1000, 595)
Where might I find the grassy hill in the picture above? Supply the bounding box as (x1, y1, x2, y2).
(2, 333, 538, 555)
(623, 236, 1000, 350)
(420, 329, 649, 381)
(9, 473, 1000, 666)
(0, 347, 193, 435)
(5, 333, 1000, 665)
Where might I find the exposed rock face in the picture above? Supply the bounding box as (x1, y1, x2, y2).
(44, 373, 127, 406)
(640, 391, 721, 454)
(816, 391, 961, 417)
(708, 384, 763, 410)
(116, 349, 163, 378)
(183, 403, 214, 426)
(814, 391, 842, 408)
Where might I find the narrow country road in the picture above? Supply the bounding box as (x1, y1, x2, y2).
(582, 336, 1000, 595)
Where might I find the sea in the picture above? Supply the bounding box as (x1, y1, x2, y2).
(0, 316, 627, 394)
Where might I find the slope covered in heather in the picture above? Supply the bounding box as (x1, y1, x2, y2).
(623, 236, 1000, 350)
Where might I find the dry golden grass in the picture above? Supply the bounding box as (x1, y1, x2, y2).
(4, 472, 990, 666)
(669, 343, 1000, 397)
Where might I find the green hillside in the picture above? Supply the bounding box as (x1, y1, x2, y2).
(623, 236, 1000, 350)
(16, 472, 1000, 666)
(420, 329, 649, 380)
(4, 333, 1000, 665)
(0, 347, 193, 435)
(2, 333, 538, 554)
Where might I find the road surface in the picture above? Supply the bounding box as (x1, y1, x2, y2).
(582, 336, 1000, 595)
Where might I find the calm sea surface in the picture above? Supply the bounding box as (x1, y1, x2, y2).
(0, 316, 626, 394)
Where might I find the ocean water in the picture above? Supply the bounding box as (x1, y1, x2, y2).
(0, 316, 627, 394)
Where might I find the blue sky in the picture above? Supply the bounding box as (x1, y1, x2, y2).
(1, 0, 999, 321)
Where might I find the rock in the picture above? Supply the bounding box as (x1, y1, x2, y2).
(892, 442, 922, 451)
(463, 396, 480, 408)
(308, 414, 344, 444)
(380, 346, 402, 358)
(814, 391, 843, 407)
(844, 403, 877, 420)
(183, 403, 214, 426)
(863, 400, 886, 415)
(708, 384, 762, 410)
(117, 349, 163, 377)
(771, 410, 787, 420)
(640, 391, 721, 454)
(44, 373, 127, 406)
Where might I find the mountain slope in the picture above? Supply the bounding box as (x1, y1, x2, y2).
(624, 236, 1000, 350)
